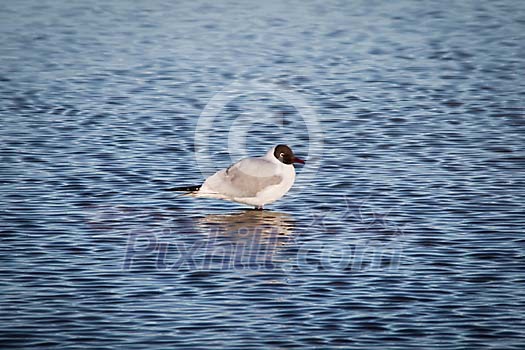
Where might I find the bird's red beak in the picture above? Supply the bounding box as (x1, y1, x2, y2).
(293, 157, 305, 164)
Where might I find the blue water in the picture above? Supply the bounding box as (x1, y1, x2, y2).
(1, 0, 524, 349)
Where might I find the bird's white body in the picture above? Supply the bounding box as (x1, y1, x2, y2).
(194, 147, 297, 208)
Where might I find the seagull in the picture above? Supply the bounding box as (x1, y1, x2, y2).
(167, 144, 305, 210)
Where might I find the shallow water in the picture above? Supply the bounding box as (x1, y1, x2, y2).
(1, 0, 524, 349)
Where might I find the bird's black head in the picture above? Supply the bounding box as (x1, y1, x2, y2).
(273, 144, 305, 165)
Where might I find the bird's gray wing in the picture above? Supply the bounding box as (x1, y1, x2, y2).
(202, 157, 283, 198)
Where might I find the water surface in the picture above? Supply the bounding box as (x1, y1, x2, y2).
(1, 0, 524, 349)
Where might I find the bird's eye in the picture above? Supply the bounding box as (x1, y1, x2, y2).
(280, 152, 285, 158)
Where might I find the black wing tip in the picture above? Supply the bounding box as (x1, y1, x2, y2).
(164, 185, 201, 192)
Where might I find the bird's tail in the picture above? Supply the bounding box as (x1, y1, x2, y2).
(164, 185, 201, 195)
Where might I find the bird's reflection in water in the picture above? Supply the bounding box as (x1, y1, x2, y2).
(195, 210, 295, 270)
